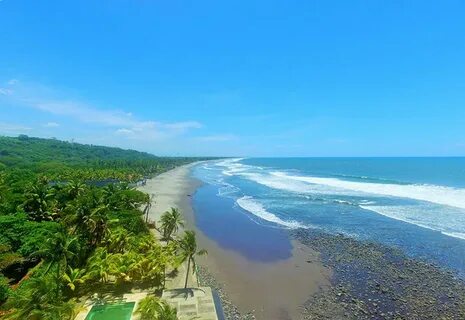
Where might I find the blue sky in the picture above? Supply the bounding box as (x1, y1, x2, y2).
(1, 0, 465, 156)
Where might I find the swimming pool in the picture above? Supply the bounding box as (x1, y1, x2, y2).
(85, 302, 135, 320)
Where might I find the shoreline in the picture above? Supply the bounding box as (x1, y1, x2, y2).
(139, 162, 331, 319)
(138, 162, 465, 319)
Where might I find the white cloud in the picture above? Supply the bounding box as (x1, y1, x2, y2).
(195, 134, 237, 142)
(33, 101, 139, 127)
(163, 121, 202, 132)
(115, 128, 134, 136)
(0, 80, 204, 141)
(0, 122, 32, 134)
(43, 122, 60, 128)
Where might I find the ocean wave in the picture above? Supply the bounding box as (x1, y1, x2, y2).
(239, 172, 360, 196)
(236, 196, 308, 229)
(442, 232, 465, 240)
(333, 199, 357, 206)
(270, 171, 465, 209)
(218, 182, 240, 197)
(360, 204, 465, 241)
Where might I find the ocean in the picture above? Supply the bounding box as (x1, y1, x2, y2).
(192, 158, 465, 274)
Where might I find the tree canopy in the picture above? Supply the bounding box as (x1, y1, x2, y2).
(0, 135, 208, 319)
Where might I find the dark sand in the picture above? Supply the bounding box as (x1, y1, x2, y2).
(141, 163, 331, 319)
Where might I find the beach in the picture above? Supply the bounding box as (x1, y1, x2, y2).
(139, 163, 331, 319)
(139, 160, 465, 320)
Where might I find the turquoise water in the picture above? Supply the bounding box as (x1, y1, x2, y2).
(192, 158, 465, 274)
(85, 302, 135, 320)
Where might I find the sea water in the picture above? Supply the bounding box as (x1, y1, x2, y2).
(192, 158, 465, 274)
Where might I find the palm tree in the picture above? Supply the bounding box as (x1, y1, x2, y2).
(62, 266, 87, 292)
(104, 227, 133, 253)
(86, 203, 112, 246)
(143, 194, 155, 224)
(4, 276, 77, 320)
(86, 248, 112, 283)
(36, 230, 78, 297)
(21, 182, 55, 222)
(65, 180, 86, 200)
(159, 208, 184, 243)
(177, 231, 207, 289)
(135, 296, 178, 320)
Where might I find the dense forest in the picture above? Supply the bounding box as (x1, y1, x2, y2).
(0, 135, 207, 319)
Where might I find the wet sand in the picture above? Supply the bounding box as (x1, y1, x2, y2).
(140, 163, 331, 319)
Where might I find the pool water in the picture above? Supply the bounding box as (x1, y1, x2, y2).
(85, 302, 135, 320)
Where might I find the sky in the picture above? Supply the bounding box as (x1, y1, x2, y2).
(1, 0, 465, 157)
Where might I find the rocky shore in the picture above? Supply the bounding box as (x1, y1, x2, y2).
(294, 229, 465, 320)
(198, 227, 465, 320)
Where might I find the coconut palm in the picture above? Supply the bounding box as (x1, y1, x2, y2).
(135, 296, 178, 320)
(143, 193, 155, 224)
(65, 180, 86, 200)
(104, 227, 133, 253)
(62, 266, 87, 292)
(35, 230, 78, 297)
(21, 182, 55, 222)
(159, 208, 184, 243)
(86, 203, 112, 246)
(4, 276, 77, 320)
(86, 248, 112, 283)
(177, 230, 207, 289)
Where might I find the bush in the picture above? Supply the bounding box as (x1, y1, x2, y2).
(0, 214, 60, 256)
(110, 210, 149, 235)
(0, 273, 10, 302)
(136, 296, 178, 320)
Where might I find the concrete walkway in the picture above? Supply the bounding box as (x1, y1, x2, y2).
(163, 287, 219, 320)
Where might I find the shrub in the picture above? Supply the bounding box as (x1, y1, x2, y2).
(135, 296, 178, 320)
(0, 273, 10, 302)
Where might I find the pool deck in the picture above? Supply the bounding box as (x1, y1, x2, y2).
(162, 287, 219, 320)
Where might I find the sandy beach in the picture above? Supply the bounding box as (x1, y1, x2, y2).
(139, 162, 331, 319)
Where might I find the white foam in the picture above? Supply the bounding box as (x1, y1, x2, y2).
(239, 172, 359, 196)
(442, 232, 465, 240)
(271, 171, 465, 209)
(236, 196, 307, 229)
(361, 205, 465, 241)
(218, 182, 240, 197)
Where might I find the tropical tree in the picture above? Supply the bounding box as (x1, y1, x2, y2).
(65, 180, 86, 200)
(103, 227, 133, 253)
(85, 203, 113, 246)
(3, 276, 77, 320)
(159, 208, 184, 243)
(35, 229, 78, 297)
(62, 266, 87, 292)
(135, 296, 178, 320)
(0, 273, 10, 303)
(86, 248, 113, 283)
(21, 181, 55, 222)
(177, 231, 207, 289)
(143, 193, 155, 224)
(161, 241, 179, 288)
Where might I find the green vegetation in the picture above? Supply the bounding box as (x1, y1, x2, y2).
(177, 230, 208, 289)
(135, 296, 178, 320)
(0, 135, 208, 319)
(160, 207, 185, 243)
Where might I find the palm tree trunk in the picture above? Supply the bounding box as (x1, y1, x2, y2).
(144, 205, 149, 223)
(184, 258, 191, 289)
(163, 265, 166, 289)
(56, 263, 61, 298)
